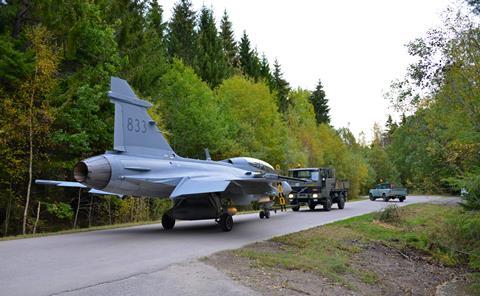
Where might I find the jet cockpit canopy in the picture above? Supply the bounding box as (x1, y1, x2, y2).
(222, 157, 275, 173)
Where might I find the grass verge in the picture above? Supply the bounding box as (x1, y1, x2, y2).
(231, 203, 479, 293)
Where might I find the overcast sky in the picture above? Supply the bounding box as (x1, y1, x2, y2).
(163, 0, 452, 140)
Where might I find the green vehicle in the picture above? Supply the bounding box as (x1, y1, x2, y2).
(369, 183, 407, 202)
(287, 167, 349, 211)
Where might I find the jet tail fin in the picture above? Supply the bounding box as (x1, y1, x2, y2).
(109, 77, 175, 157)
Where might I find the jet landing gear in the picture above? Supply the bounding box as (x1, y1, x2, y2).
(259, 209, 270, 219)
(162, 212, 175, 230)
(218, 213, 233, 232)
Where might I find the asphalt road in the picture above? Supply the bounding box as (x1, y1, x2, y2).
(0, 195, 448, 296)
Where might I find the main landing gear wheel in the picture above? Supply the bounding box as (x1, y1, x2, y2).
(259, 210, 270, 219)
(219, 214, 233, 232)
(161, 213, 175, 230)
(338, 196, 345, 209)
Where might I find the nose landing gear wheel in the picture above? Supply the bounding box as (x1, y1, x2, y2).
(161, 213, 175, 230)
(219, 214, 233, 232)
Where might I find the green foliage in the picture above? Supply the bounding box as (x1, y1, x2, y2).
(155, 59, 228, 158)
(47, 202, 73, 220)
(217, 76, 287, 165)
(445, 169, 480, 210)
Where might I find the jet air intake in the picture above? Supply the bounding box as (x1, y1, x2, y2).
(74, 156, 112, 189)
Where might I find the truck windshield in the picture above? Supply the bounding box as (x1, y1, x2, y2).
(289, 170, 319, 181)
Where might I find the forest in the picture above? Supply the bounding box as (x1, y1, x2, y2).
(0, 0, 478, 236)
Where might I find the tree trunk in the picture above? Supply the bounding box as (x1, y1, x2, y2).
(88, 195, 93, 228)
(22, 66, 38, 235)
(73, 189, 82, 229)
(33, 201, 41, 234)
(3, 189, 12, 237)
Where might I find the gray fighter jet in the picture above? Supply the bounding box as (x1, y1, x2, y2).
(37, 77, 298, 232)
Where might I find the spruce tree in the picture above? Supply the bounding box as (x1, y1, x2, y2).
(272, 59, 290, 113)
(238, 31, 252, 76)
(219, 10, 238, 74)
(310, 79, 330, 124)
(259, 53, 273, 87)
(238, 31, 260, 80)
(167, 0, 196, 66)
(196, 6, 227, 88)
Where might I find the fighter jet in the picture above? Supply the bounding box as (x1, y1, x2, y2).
(37, 77, 299, 232)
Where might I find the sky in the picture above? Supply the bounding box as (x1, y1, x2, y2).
(163, 0, 452, 141)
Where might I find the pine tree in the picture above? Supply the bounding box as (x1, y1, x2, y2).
(167, 0, 196, 66)
(259, 53, 272, 85)
(219, 10, 237, 74)
(272, 59, 290, 113)
(238, 31, 260, 80)
(196, 6, 227, 88)
(310, 79, 330, 124)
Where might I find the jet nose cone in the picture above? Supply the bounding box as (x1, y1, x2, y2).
(74, 155, 112, 189)
(282, 181, 292, 196)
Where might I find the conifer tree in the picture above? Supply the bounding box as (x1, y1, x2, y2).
(310, 79, 330, 124)
(196, 6, 227, 88)
(219, 10, 237, 74)
(259, 53, 272, 85)
(272, 59, 290, 113)
(238, 31, 260, 80)
(167, 0, 196, 66)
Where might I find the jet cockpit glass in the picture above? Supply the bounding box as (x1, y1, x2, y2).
(245, 158, 275, 173)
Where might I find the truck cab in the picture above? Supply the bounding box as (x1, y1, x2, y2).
(287, 167, 348, 211)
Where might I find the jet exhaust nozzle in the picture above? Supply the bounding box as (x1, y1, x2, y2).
(74, 156, 112, 189)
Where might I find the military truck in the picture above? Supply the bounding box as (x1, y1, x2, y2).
(287, 167, 349, 211)
(369, 183, 407, 202)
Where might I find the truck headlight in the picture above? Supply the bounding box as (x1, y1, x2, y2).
(312, 193, 318, 198)
(288, 194, 294, 198)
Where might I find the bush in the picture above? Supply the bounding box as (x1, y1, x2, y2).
(376, 205, 403, 224)
(445, 169, 480, 210)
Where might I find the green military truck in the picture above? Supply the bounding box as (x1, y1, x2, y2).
(287, 167, 349, 211)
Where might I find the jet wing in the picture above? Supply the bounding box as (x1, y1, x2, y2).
(35, 180, 123, 197)
(169, 177, 230, 198)
(168, 175, 281, 199)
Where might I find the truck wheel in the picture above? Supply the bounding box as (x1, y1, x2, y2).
(399, 196, 405, 202)
(323, 198, 332, 211)
(369, 193, 375, 201)
(161, 213, 175, 230)
(265, 210, 270, 219)
(219, 214, 233, 232)
(292, 205, 300, 212)
(337, 196, 345, 209)
(308, 202, 316, 211)
(382, 194, 389, 202)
